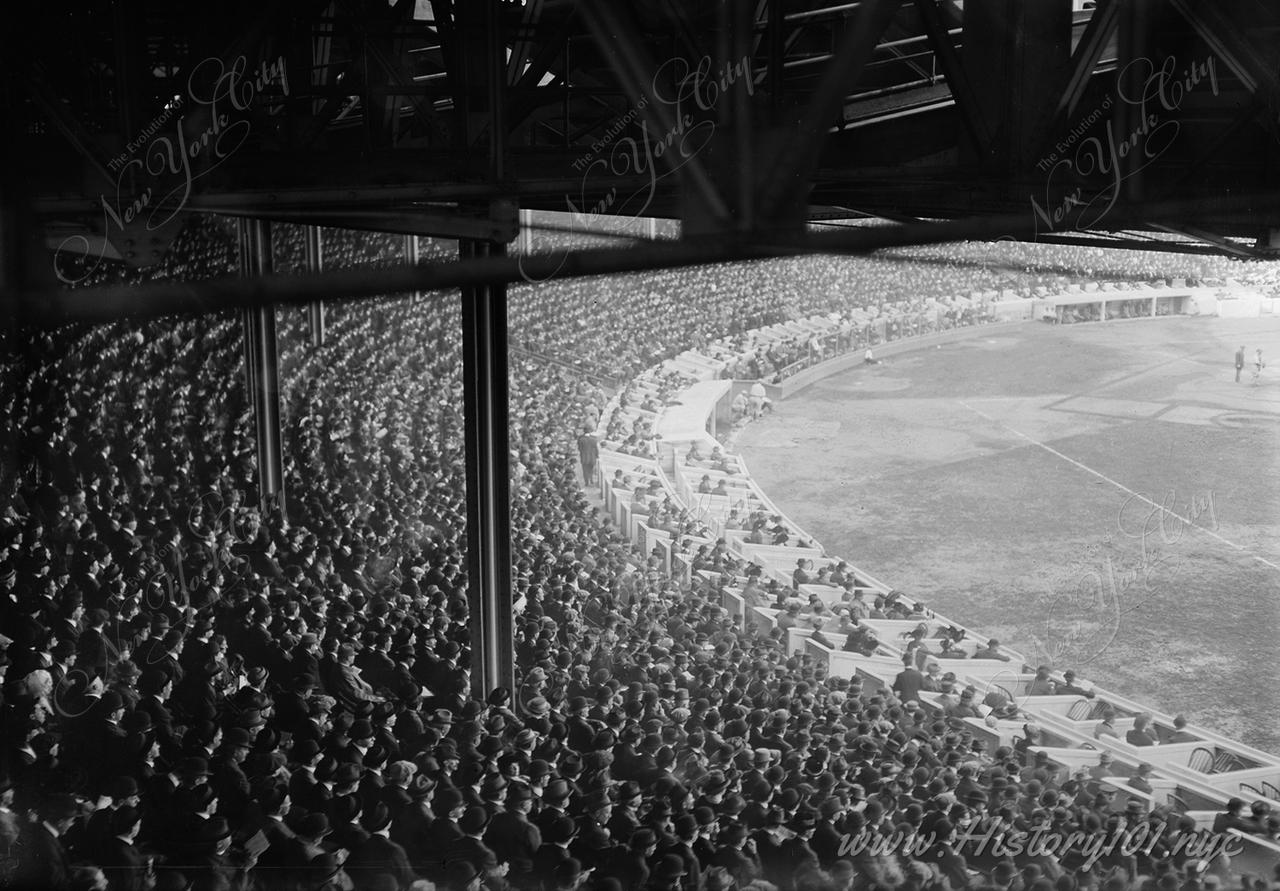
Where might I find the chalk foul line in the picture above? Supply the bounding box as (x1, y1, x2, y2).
(957, 399, 1280, 573)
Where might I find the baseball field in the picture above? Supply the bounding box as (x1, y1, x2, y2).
(737, 314, 1280, 755)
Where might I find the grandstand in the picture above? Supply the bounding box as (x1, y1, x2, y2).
(5, 2, 1280, 890)
(4, 213, 1279, 891)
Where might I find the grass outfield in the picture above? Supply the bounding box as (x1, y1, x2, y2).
(736, 315, 1280, 755)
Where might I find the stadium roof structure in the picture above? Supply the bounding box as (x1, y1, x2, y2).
(6, 0, 1280, 317)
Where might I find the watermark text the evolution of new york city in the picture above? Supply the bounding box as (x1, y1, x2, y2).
(520, 53, 753, 282)
(1030, 52, 1218, 235)
(54, 54, 289, 285)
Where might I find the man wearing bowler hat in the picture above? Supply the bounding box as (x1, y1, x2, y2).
(486, 781, 541, 888)
(607, 782, 644, 840)
(344, 801, 415, 891)
(15, 793, 79, 891)
(645, 853, 688, 891)
(536, 778, 574, 836)
(598, 827, 656, 891)
(533, 815, 579, 884)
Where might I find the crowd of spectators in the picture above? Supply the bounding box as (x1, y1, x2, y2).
(508, 234, 1257, 382)
(1, 215, 1277, 891)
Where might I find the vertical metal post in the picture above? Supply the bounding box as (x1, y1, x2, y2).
(305, 225, 326, 347)
(462, 0, 514, 701)
(486, 0, 506, 182)
(461, 238, 514, 699)
(519, 209, 534, 254)
(404, 233, 421, 303)
(239, 224, 260, 397)
(238, 219, 286, 519)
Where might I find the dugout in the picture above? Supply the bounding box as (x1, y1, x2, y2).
(1036, 289, 1193, 323)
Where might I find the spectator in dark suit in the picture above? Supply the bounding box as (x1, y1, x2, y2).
(486, 782, 541, 887)
(1213, 798, 1257, 834)
(82, 776, 140, 862)
(445, 807, 508, 889)
(344, 802, 415, 891)
(96, 806, 150, 891)
(810, 799, 845, 869)
(379, 760, 416, 822)
(1055, 670, 1095, 699)
(971, 638, 1011, 662)
(775, 809, 821, 891)
(15, 793, 79, 891)
(708, 823, 761, 887)
(75, 609, 112, 680)
(535, 780, 574, 837)
(333, 645, 383, 707)
(1128, 762, 1155, 796)
(599, 828, 655, 891)
(645, 854, 687, 891)
(1167, 714, 1198, 743)
(209, 728, 253, 823)
(891, 655, 926, 704)
(421, 788, 465, 880)
(1125, 713, 1159, 747)
(532, 816, 578, 886)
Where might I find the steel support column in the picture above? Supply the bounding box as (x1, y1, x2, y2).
(238, 219, 286, 519)
(305, 225, 326, 347)
(464, 0, 515, 702)
(404, 233, 421, 304)
(962, 0, 1072, 176)
(1115, 0, 1151, 206)
(914, 0, 992, 161)
(460, 237, 514, 700)
(757, 0, 904, 223)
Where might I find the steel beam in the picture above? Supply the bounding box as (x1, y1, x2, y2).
(486, 0, 506, 180)
(1055, 0, 1121, 120)
(757, 0, 904, 222)
(506, 15, 575, 132)
(1027, 0, 1122, 165)
(24, 65, 117, 189)
(768, 0, 785, 115)
(26, 189, 1280, 326)
(507, 0, 545, 86)
(232, 208, 518, 243)
(1168, 0, 1278, 98)
(335, 0, 450, 146)
(460, 237, 515, 701)
(912, 0, 992, 159)
(962, 0, 1072, 175)
(579, 0, 732, 225)
(1114, 0, 1150, 206)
